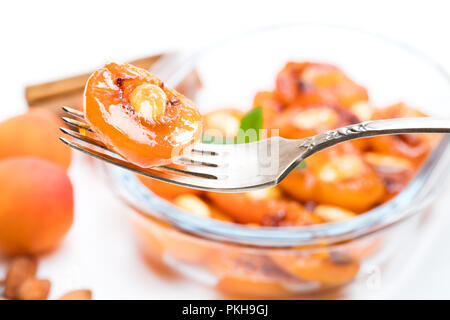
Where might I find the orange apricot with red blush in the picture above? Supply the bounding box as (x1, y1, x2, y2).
(0, 108, 71, 169)
(0, 157, 73, 255)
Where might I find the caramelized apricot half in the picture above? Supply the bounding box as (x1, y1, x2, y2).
(275, 62, 368, 108)
(208, 252, 297, 298)
(137, 175, 202, 201)
(363, 152, 415, 202)
(207, 188, 316, 226)
(312, 153, 385, 212)
(84, 62, 202, 167)
(272, 105, 361, 144)
(369, 103, 440, 165)
(271, 251, 360, 287)
(279, 165, 318, 203)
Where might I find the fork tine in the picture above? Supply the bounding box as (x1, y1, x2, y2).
(59, 136, 220, 188)
(59, 127, 108, 150)
(175, 157, 218, 168)
(62, 106, 85, 119)
(60, 134, 220, 180)
(190, 148, 219, 156)
(61, 116, 93, 132)
(160, 163, 220, 179)
(60, 106, 228, 157)
(60, 106, 228, 179)
(61, 125, 221, 170)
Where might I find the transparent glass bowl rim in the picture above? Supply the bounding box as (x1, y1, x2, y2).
(108, 23, 450, 248)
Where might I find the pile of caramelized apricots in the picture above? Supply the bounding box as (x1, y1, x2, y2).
(86, 61, 439, 296)
(138, 61, 438, 226)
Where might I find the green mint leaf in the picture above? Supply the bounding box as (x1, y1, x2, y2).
(239, 106, 263, 141)
(296, 161, 306, 169)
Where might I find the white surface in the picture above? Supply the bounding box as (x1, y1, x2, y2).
(1, 0, 450, 299)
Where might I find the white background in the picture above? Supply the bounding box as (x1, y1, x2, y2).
(0, 0, 449, 299)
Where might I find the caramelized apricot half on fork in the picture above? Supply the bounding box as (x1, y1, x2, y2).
(84, 62, 202, 167)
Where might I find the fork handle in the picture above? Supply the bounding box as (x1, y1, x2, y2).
(363, 117, 450, 134)
(300, 117, 450, 155)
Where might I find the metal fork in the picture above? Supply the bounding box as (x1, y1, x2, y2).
(59, 106, 450, 192)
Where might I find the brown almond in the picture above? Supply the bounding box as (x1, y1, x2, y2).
(4, 256, 38, 299)
(17, 278, 51, 300)
(59, 289, 92, 300)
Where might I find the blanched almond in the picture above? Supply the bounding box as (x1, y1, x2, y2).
(247, 186, 281, 200)
(203, 110, 242, 138)
(4, 256, 38, 299)
(293, 108, 338, 129)
(350, 101, 374, 121)
(363, 152, 412, 171)
(314, 205, 356, 222)
(59, 289, 92, 300)
(17, 278, 50, 300)
(130, 83, 167, 123)
(173, 194, 210, 218)
(318, 155, 365, 182)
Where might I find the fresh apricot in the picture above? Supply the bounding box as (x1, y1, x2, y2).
(0, 108, 71, 169)
(0, 157, 73, 255)
(84, 62, 202, 168)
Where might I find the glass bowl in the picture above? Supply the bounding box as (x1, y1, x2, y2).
(100, 24, 450, 298)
